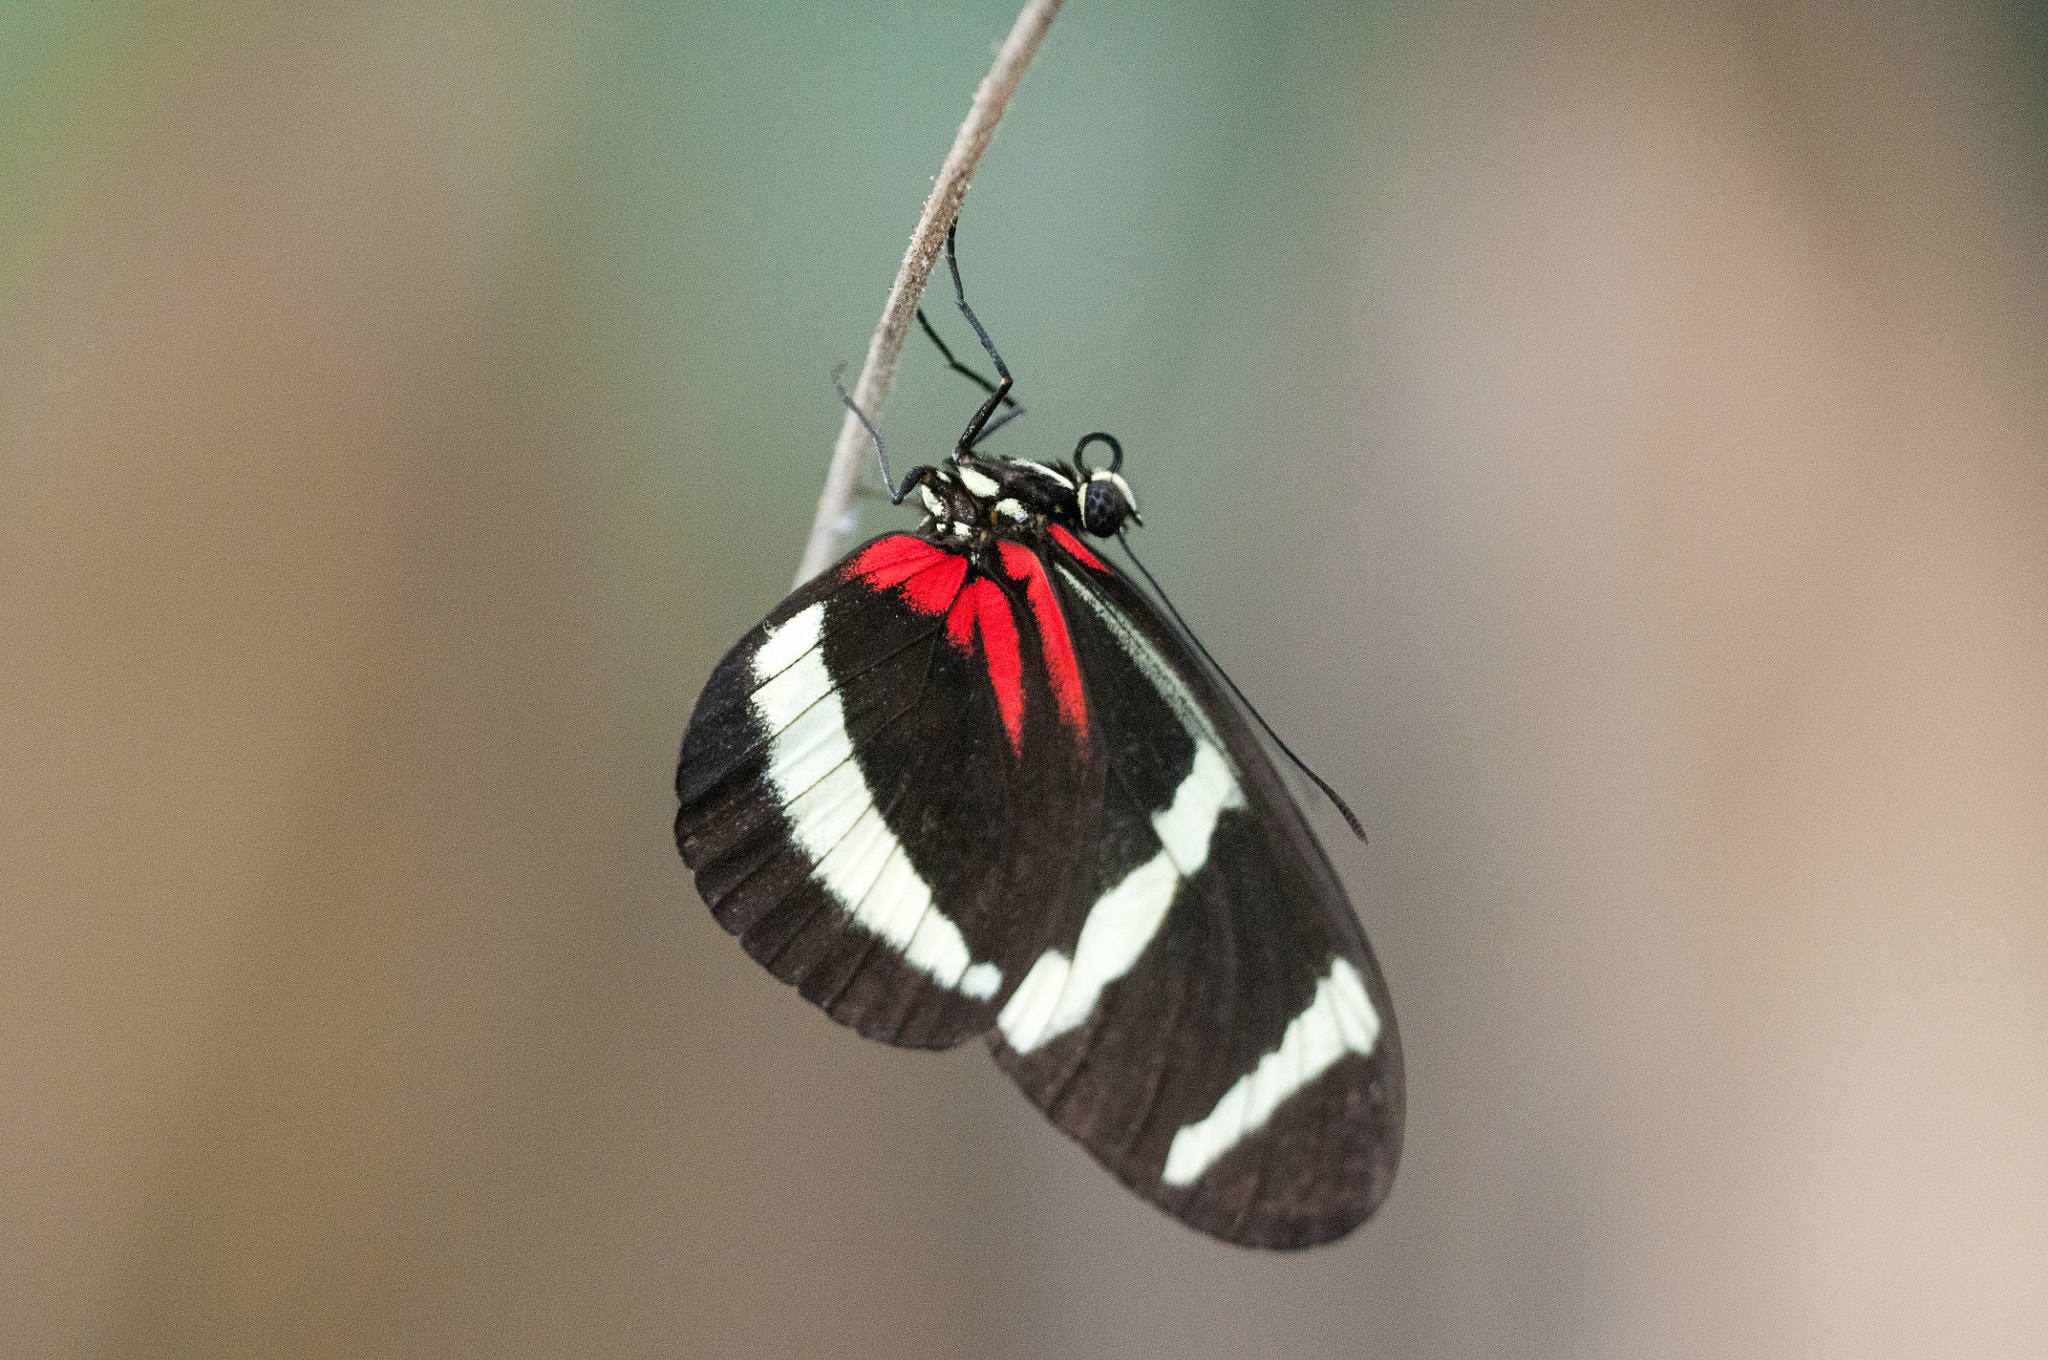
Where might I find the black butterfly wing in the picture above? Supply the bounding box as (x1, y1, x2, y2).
(988, 528, 1405, 1248)
(677, 523, 1403, 1246)
(676, 533, 1099, 1050)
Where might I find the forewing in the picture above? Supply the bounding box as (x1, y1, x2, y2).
(676, 534, 1097, 1050)
(990, 530, 1405, 1248)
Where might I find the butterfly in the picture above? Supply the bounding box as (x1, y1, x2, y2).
(674, 229, 1402, 1248)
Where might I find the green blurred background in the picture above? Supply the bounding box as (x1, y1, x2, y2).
(5, 2, 2046, 1355)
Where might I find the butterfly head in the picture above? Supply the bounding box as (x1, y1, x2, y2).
(1078, 469, 1140, 537)
(1069, 431, 1140, 538)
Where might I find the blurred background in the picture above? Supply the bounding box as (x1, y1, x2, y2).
(4, 1, 2044, 1355)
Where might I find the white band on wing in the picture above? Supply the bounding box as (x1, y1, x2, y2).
(998, 740, 1243, 1053)
(752, 602, 1000, 999)
(1160, 958, 1381, 1187)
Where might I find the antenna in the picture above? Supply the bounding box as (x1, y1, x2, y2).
(1117, 532, 1368, 842)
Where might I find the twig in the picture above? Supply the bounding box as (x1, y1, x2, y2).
(793, 0, 1067, 586)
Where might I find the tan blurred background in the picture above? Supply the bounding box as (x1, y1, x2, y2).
(3, 2, 2044, 1356)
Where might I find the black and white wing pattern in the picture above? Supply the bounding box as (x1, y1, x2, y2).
(676, 533, 1097, 1050)
(676, 512, 1403, 1248)
(991, 526, 1402, 1249)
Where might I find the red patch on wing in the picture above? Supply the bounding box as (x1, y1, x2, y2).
(946, 578, 1024, 757)
(998, 541, 1088, 751)
(1048, 524, 1107, 573)
(849, 535, 968, 614)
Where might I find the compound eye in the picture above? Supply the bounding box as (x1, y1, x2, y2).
(1080, 473, 1136, 537)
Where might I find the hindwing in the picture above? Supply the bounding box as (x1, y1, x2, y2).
(986, 527, 1404, 1249)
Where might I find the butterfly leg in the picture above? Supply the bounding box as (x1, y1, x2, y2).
(834, 365, 936, 504)
(916, 307, 1026, 440)
(942, 225, 1016, 456)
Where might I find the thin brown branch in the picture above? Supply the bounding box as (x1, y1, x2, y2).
(793, 0, 1067, 586)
